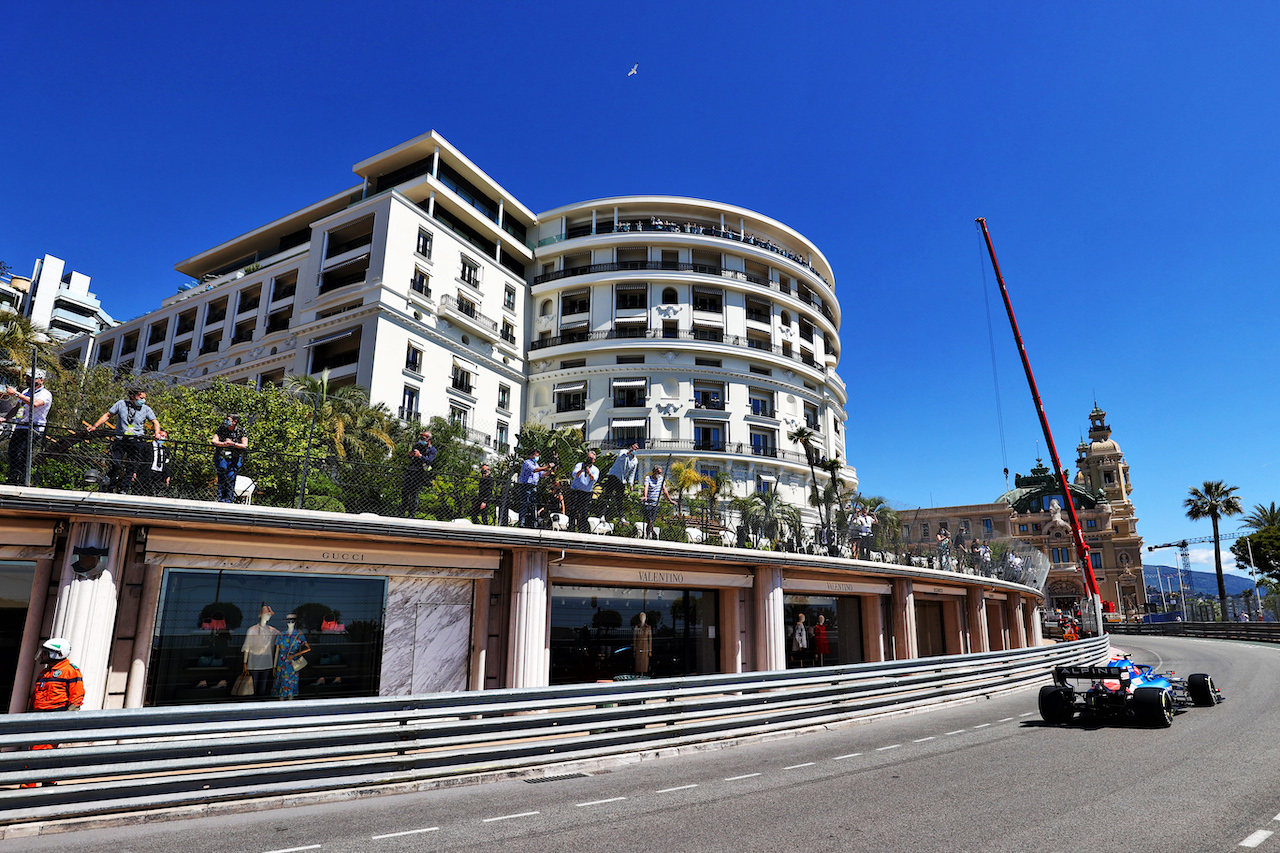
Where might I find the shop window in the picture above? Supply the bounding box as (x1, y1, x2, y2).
(549, 585, 719, 684)
(783, 594, 864, 667)
(147, 568, 386, 706)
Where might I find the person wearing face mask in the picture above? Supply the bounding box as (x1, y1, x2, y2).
(210, 413, 248, 503)
(20, 638, 84, 786)
(89, 388, 161, 494)
(273, 612, 311, 701)
(3, 368, 51, 485)
(517, 448, 553, 529)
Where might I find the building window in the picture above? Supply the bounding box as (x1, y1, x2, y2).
(749, 390, 775, 418)
(749, 366, 772, 376)
(610, 420, 647, 448)
(749, 429, 777, 458)
(495, 421, 510, 454)
(960, 520, 970, 537)
(695, 357, 721, 367)
(755, 476, 774, 495)
(562, 289, 590, 316)
(400, 386, 420, 421)
(661, 287, 678, 304)
(497, 384, 511, 410)
(1032, 523, 1041, 532)
(556, 382, 587, 413)
(693, 382, 725, 410)
(692, 288, 723, 313)
(1091, 553, 1103, 570)
(501, 321, 516, 344)
(1086, 519, 1097, 529)
(921, 522, 930, 540)
(1051, 547, 1068, 563)
(449, 404, 469, 427)
(1018, 524, 1029, 533)
(460, 258, 480, 288)
(560, 358, 586, 369)
(617, 355, 644, 364)
(411, 268, 431, 297)
(504, 285, 517, 311)
(694, 421, 724, 452)
(416, 229, 433, 258)
(982, 518, 993, 534)
(271, 271, 297, 302)
(615, 285, 647, 310)
(612, 378, 646, 408)
(902, 524, 911, 541)
(451, 366, 473, 394)
(405, 344, 423, 374)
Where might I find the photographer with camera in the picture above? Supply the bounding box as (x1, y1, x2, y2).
(211, 413, 248, 503)
(2, 368, 51, 485)
(89, 388, 161, 493)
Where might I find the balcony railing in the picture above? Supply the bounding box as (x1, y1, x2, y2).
(398, 406, 421, 423)
(529, 328, 825, 372)
(410, 276, 432, 298)
(440, 294, 499, 333)
(500, 328, 516, 344)
(591, 438, 810, 464)
(693, 395, 725, 410)
(749, 401, 776, 418)
(231, 330, 255, 345)
(450, 376, 473, 395)
(174, 321, 196, 336)
(556, 399, 586, 413)
(199, 342, 221, 355)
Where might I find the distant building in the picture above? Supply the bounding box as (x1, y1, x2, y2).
(901, 405, 1147, 617)
(1, 255, 115, 341)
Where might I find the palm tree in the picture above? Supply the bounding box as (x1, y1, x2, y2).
(787, 425, 832, 551)
(0, 310, 55, 376)
(285, 371, 394, 461)
(1242, 502, 1280, 531)
(667, 459, 710, 522)
(1185, 480, 1244, 622)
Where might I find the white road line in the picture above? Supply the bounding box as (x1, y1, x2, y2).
(998, 717, 1014, 722)
(1019, 711, 1036, 717)
(945, 730, 965, 735)
(725, 773, 762, 781)
(783, 762, 815, 770)
(576, 797, 627, 807)
(974, 723, 992, 729)
(371, 828, 439, 840)
(913, 737, 935, 743)
(263, 847, 321, 853)
(1273, 812, 1280, 821)
(483, 811, 540, 823)
(1240, 829, 1273, 847)
(876, 744, 901, 751)
(833, 752, 862, 760)
(656, 784, 698, 793)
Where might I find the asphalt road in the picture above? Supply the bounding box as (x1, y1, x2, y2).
(10, 636, 1280, 853)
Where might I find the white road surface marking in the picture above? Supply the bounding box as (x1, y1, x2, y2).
(371, 828, 439, 839)
(1019, 711, 1036, 717)
(576, 797, 627, 807)
(1273, 812, 1280, 821)
(876, 744, 901, 751)
(263, 847, 322, 853)
(725, 773, 762, 780)
(913, 737, 935, 743)
(833, 752, 862, 760)
(974, 723, 992, 729)
(783, 763, 815, 769)
(483, 811, 540, 823)
(1240, 829, 1273, 847)
(998, 717, 1014, 722)
(945, 730, 965, 735)
(656, 784, 698, 793)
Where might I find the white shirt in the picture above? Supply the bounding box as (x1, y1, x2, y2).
(11, 386, 52, 428)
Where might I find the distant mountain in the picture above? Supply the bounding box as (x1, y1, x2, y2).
(1144, 564, 1258, 597)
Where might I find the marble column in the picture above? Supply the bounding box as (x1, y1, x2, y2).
(753, 565, 785, 671)
(468, 577, 490, 691)
(507, 549, 549, 688)
(719, 588, 743, 673)
(861, 595, 885, 663)
(124, 562, 163, 708)
(50, 521, 130, 711)
(891, 578, 918, 660)
(1006, 593, 1026, 649)
(1027, 603, 1043, 647)
(967, 589, 990, 654)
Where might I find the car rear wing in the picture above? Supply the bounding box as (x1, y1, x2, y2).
(1054, 665, 1131, 686)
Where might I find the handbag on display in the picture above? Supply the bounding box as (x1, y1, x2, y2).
(231, 673, 254, 697)
(291, 656, 308, 672)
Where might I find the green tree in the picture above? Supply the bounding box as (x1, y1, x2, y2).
(1232, 526, 1280, 582)
(667, 459, 710, 522)
(1184, 480, 1244, 622)
(1242, 502, 1280, 531)
(0, 310, 55, 376)
(787, 425, 831, 547)
(285, 370, 395, 461)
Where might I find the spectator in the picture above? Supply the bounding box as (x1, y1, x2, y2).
(936, 526, 951, 570)
(89, 388, 161, 494)
(471, 463, 494, 525)
(977, 542, 993, 576)
(641, 465, 673, 540)
(399, 430, 437, 517)
(542, 476, 565, 528)
(516, 449, 552, 528)
(3, 368, 51, 485)
(600, 443, 640, 522)
(855, 507, 876, 559)
(569, 450, 599, 533)
(211, 414, 248, 503)
(136, 428, 173, 496)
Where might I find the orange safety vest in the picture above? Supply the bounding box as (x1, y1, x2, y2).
(31, 659, 85, 711)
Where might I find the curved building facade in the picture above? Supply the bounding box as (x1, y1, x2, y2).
(526, 197, 853, 513)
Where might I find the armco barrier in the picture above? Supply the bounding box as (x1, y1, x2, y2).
(1108, 621, 1280, 643)
(0, 637, 1108, 825)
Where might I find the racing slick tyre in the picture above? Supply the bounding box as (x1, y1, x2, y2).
(1187, 673, 1219, 706)
(1038, 685, 1075, 724)
(1133, 686, 1174, 727)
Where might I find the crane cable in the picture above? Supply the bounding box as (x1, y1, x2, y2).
(976, 221, 1009, 487)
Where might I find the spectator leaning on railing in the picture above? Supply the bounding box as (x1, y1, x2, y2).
(600, 443, 640, 523)
(2, 368, 51, 485)
(211, 414, 248, 503)
(88, 388, 161, 494)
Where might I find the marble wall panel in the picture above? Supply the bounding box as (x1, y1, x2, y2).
(380, 576, 474, 696)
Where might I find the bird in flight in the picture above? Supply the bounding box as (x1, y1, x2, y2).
(627, 63, 638, 77)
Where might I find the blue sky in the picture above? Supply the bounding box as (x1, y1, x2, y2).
(3, 2, 1277, 573)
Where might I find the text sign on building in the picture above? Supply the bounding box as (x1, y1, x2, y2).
(552, 563, 754, 588)
(781, 577, 891, 595)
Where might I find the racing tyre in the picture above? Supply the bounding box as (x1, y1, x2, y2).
(1187, 673, 1219, 706)
(1039, 685, 1075, 724)
(1133, 686, 1174, 727)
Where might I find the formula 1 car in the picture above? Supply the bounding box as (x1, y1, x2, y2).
(1039, 655, 1222, 727)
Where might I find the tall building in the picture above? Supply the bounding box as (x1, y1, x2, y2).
(1, 254, 114, 341)
(63, 131, 852, 511)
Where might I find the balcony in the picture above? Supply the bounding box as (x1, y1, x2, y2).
(199, 341, 221, 356)
(231, 329, 255, 345)
(804, 417, 821, 431)
(409, 276, 432, 299)
(450, 375, 473, 395)
(175, 320, 196, 337)
(693, 394, 725, 411)
(205, 308, 227, 325)
(556, 399, 586, 413)
(528, 328, 826, 373)
(440, 294, 499, 336)
(462, 426, 491, 446)
(500, 327, 517, 345)
(398, 406, 421, 423)
(749, 401, 776, 418)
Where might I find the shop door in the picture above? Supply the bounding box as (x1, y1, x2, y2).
(0, 562, 35, 711)
(915, 601, 945, 657)
(986, 601, 1007, 650)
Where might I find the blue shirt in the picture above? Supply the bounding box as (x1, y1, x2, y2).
(518, 458, 543, 485)
(571, 462, 599, 492)
(608, 450, 639, 486)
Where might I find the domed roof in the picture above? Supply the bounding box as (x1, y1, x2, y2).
(1089, 437, 1120, 455)
(995, 459, 1105, 512)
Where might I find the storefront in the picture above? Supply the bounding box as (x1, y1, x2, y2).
(0, 519, 55, 713)
(913, 584, 967, 658)
(548, 561, 753, 684)
(781, 576, 890, 668)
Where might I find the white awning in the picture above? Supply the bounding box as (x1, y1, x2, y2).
(555, 382, 586, 392)
(611, 418, 648, 428)
(611, 378, 647, 388)
(559, 320, 589, 330)
(615, 283, 647, 291)
(306, 328, 357, 348)
(452, 355, 479, 372)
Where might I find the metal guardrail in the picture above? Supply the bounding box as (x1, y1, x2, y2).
(1108, 621, 1280, 643)
(0, 637, 1107, 824)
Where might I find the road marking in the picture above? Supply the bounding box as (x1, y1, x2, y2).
(483, 811, 540, 823)
(576, 797, 626, 807)
(725, 773, 762, 781)
(371, 828, 438, 839)
(833, 752, 862, 760)
(263, 847, 321, 853)
(913, 737, 935, 743)
(1019, 711, 1036, 717)
(974, 723, 992, 729)
(876, 744, 901, 751)
(783, 762, 815, 769)
(1240, 829, 1273, 847)
(656, 784, 698, 793)
(945, 730, 965, 736)
(1273, 812, 1280, 821)
(998, 717, 1014, 722)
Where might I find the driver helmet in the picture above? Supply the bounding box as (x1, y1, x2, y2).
(41, 638, 71, 660)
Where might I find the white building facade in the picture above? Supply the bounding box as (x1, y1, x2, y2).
(2, 254, 114, 341)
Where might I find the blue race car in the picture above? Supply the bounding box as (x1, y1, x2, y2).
(1039, 655, 1222, 727)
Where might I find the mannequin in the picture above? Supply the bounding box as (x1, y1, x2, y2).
(633, 612, 653, 675)
(813, 614, 830, 666)
(790, 612, 809, 667)
(273, 612, 311, 700)
(241, 605, 278, 698)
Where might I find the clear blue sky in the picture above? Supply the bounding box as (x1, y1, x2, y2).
(3, 2, 1277, 574)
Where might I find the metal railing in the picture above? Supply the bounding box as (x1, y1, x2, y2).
(1106, 622, 1280, 642)
(0, 637, 1107, 823)
(529, 328, 826, 371)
